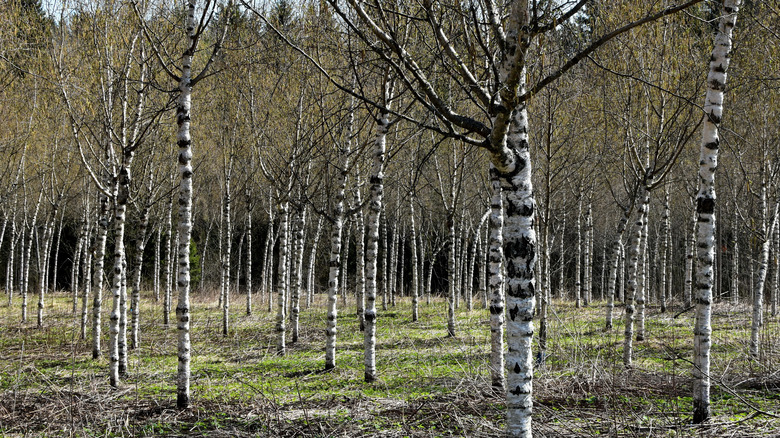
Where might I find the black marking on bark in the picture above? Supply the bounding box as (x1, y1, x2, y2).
(697, 198, 715, 215)
(509, 304, 519, 321)
(509, 385, 526, 396)
(489, 304, 503, 315)
(704, 140, 719, 150)
(513, 362, 521, 373)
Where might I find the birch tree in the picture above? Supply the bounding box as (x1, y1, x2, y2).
(693, 0, 741, 423)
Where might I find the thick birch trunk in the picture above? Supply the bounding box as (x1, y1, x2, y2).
(364, 112, 388, 383)
(694, 0, 740, 423)
(130, 208, 149, 349)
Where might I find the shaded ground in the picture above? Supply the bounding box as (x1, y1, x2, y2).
(1, 290, 778, 437)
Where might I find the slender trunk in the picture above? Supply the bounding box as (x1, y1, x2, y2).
(175, 2, 197, 407)
(731, 208, 739, 306)
(222, 176, 232, 336)
(290, 205, 306, 343)
(50, 211, 64, 294)
(575, 198, 582, 308)
(22, 192, 43, 323)
(246, 194, 253, 316)
(446, 212, 456, 337)
(81, 226, 93, 340)
(684, 206, 696, 308)
(130, 208, 149, 349)
(607, 206, 632, 330)
(389, 221, 398, 308)
(154, 226, 161, 301)
(488, 165, 505, 390)
(583, 202, 592, 306)
(164, 196, 173, 325)
(307, 216, 323, 309)
(409, 197, 418, 321)
(694, 0, 740, 423)
(381, 208, 388, 310)
(636, 191, 650, 342)
(325, 144, 348, 368)
(37, 212, 55, 327)
(355, 186, 366, 329)
(276, 201, 289, 355)
(624, 186, 648, 367)
(72, 223, 86, 312)
(772, 216, 779, 317)
(340, 220, 351, 307)
(6, 220, 17, 305)
(364, 111, 388, 383)
(750, 187, 776, 358)
(92, 189, 110, 359)
(478, 225, 488, 309)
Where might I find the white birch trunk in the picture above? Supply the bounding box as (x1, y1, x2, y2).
(488, 165, 505, 390)
(326, 129, 350, 367)
(276, 201, 289, 356)
(624, 187, 647, 367)
(660, 189, 669, 313)
(93, 189, 110, 359)
(381, 208, 388, 310)
(290, 205, 306, 343)
(163, 196, 173, 325)
(307, 216, 323, 309)
(606, 207, 632, 330)
(731, 208, 739, 306)
(37, 212, 55, 327)
(364, 111, 388, 383)
(222, 176, 232, 336)
(175, 1, 197, 407)
(246, 192, 253, 316)
(22, 192, 43, 323)
(409, 197, 418, 321)
(81, 226, 93, 340)
(694, 0, 740, 423)
(750, 186, 776, 358)
(130, 208, 149, 349)
(446, 213, 457, 336)
(109, 177, 126, 386)
(772, 217, 779, 317)
(583, 202, 592, 306)
(153, 226, 161, 301)
(355, 186, 366, 329)
(72, 221, 86, 312)
(684, 207, 696, 308)
(575, 198, 582, 308)
(636, 191, 650, 342)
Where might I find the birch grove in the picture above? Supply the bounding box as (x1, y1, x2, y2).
(4, 0, 780, 435)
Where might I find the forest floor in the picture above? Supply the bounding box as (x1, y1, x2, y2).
(0, 290, 778, 437)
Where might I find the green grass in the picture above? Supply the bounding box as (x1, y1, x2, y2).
(0, 289, 778, 437)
